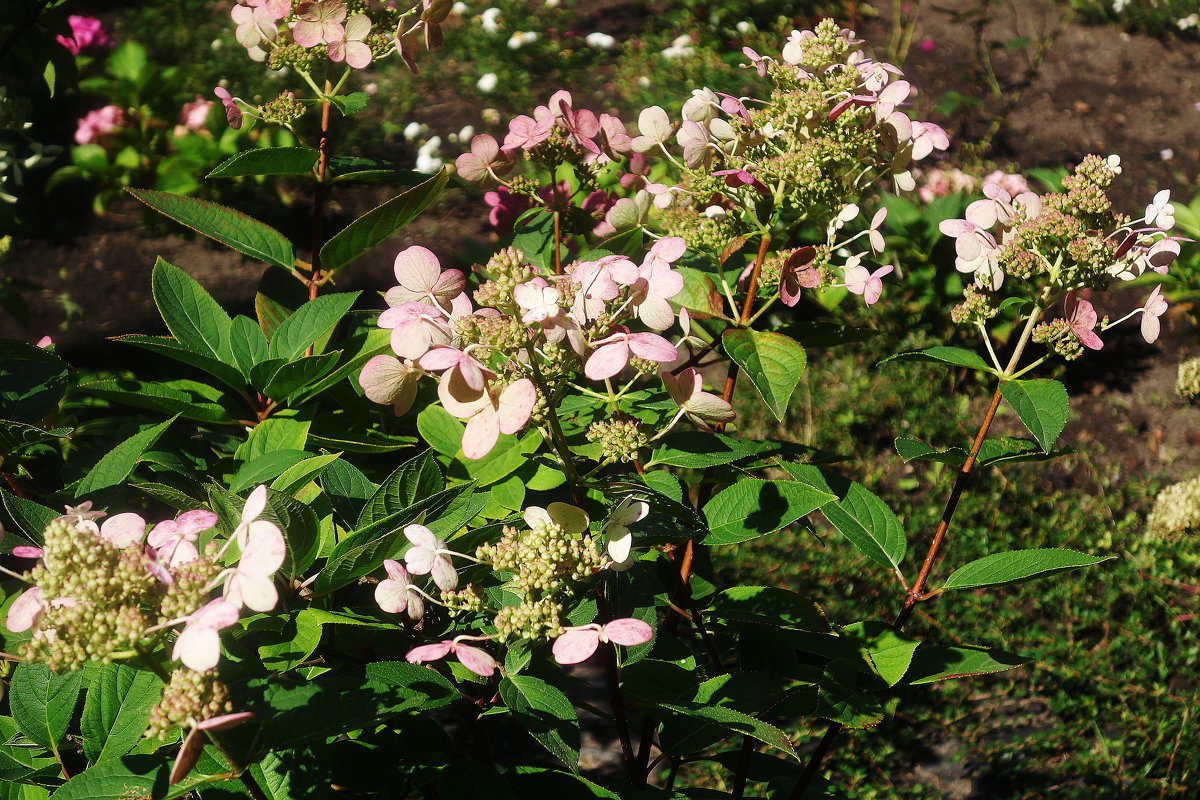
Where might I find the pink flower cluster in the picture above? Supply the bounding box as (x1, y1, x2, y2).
(57, 15, 112, 55)
(359, 234, 713, 459)
(5, 487, 285, 674)
(74, 105, 125, 145)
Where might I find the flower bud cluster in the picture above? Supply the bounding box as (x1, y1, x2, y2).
(587, 416, 651, 463)
(145, 668, 233, 740)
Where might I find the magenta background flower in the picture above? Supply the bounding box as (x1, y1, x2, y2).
(484, 186, 532, 234)
(57, 15, 113, 55)
(179, 97, 213, 131)
(74, 105, 125, 145)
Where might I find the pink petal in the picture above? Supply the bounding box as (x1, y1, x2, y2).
(240, 522, 286, 575)
(405, 524, 438, 550)
(585, 342, 630, 380)
(431, 555, 459, 591)
(99, 512, 147, 549)
(461, 406, 500, 460)
(394, 246, 441, 293)
(176, 510, 219, 536)
(628, 333, 678, 363)
(375, 578, 410, 614)
(419, 345, 466, 372)
(196, 711, 255, 731)
(602, 618, 654, 646)
(11, 546, 44, 559)
(226, 572, 278, 613)
(174, 623, 222, 672)
(497, 379, 536, 435)
(407, 640, 454, 664)
(242, 485, 268, 524)
(171, 727, 205, 785)
(552, 629, 601, 664)
(6, 586, 43, 632)
(453, 643, 497, 677)
(1141, 313, 1161, 343)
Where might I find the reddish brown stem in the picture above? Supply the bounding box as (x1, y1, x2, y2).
(2, 470, 28, 498)
(553, 210, 563, 275)
(790, 386, 1006, 798)
(310, 87, 333, 302)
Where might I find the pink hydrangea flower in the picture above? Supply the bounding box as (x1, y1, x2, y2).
(328, 13, 373, 68)
(147, 510, 219, 569)
(95, 512, 147, 549)
(223, 519, 286, 613)
(603, 498, 649, 571)
(375, 559, 424, 620)
(437, 373, 537, 460)
(1064, 292, 1103, 350)
(552, 618, 654, 664)
(1140, 286, 1167, 343)
(245, 0, 293, 19)
(385, 246, 467, 310)
(179, 97, 213, 131)
(661, 368, 735, 429)
(359, 354, 422, 415)
(6, 586, 45, 633)
(843, 259, 894, 306)
(173, 599, 240, 672)
(483, 186, 532, 234)
(403, 524, 459, 591)
(292, 0, 347, 47)
(407, 638, 497, 677)
(455, 134, 515, 186)
(503, 114, 555, 151)
(585, 329, 677, 380)
(214, 87, 243, 129)
(57, 16, 112, 55)
(378, 301, 454, 360)
(74, 105, 125, 145)
(779, 246, 821, 307)
(232, 3, 278, 49)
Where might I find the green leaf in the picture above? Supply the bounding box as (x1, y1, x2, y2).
(149, 258, 234, 362)
(707, 587, 831, 632)
(879, 345, 995, 372)
(721, 329, 807, 421)
(895, 436, 1065, 469)
(50, 756, 161, 800)
(258, 609, 324, 672)
(258, 487, 323, 577)
(128, 189, 295, 269)
(77, 416, 177, 497)
(816, 664, 886, 728)
(237, 409, 312, 462)
(357, 449, 443, 527)
(108, 41, 147, 83)
(905, 644, 1031, 684)
(80, 664, 164, 762)
(463, 431, 543, 487)
(80, 378, 240, 424)
(329, 155, 426, 185)
(701, 479, 834, 545)
(111, 334, 244, 390)
(363, 661, 458, 710)
(781, 464, 906, 569)
(942, 548, 1111, 591)
(261, 352, 342, 400)
(0, 490, 56, 544)
(319, 169, 448, 271)
(270, 452, 342, 496)
(229, 315, 269, 377)
(653, 701, 798, 760)
(230, 449, 310, 493)
(268, 292, 360, 360)
(671, 266, 727, 319)
(330, 91, 369, 116)
(647, 432, 776, 469)
(0, 421, 71, 457)
(999, 378, 1069, 452)
(207, 147, 319, 178)
(417, 405, 464, 457)
(10, 663, 82, 750)
(0, 340, 69, 424)
(499, 676, 581, 770)
(843, 621, 920, 687)
(320, 458, 376, 528)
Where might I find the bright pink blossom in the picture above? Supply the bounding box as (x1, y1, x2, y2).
(503, 114, 555, 151)
(74, 105, 124, 145)
(214, 87, 243, 129)
(147, 510, 218, 569)
(552, 618, 653, 664)
(57, 16, 112, 54)
(843, 260, 893, 306)
(6, 586, 45, 633)
(179, 97, 213, 131)
(378, 301, 454, 359)
(386, 246, 467, 310)
(456, 134, 515, 185)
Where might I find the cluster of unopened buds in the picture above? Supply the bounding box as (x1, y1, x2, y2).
(4, 486, 283, 674)
(370, 501, 654, 674)
(938, 154, 1187, 356)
